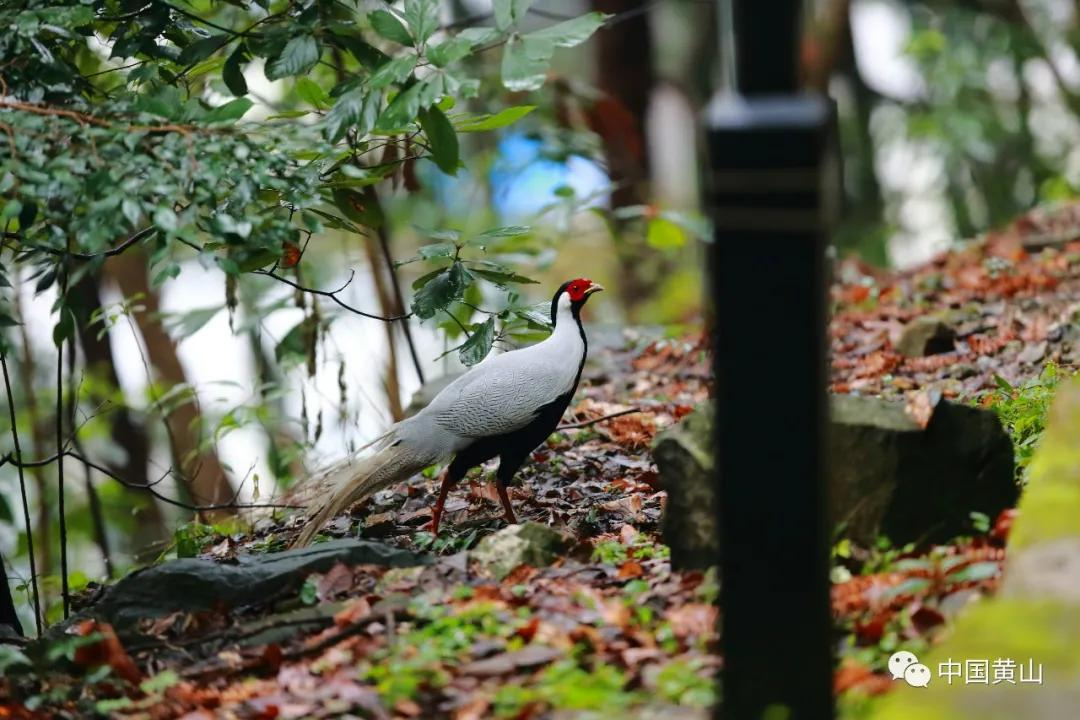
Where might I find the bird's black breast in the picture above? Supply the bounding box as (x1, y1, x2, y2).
(454, 319, 588, 475)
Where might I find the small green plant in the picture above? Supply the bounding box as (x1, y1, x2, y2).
(983, 362, 1065, 483)
(592, 540, 628, 564)
(412, 527, 481, 554)
(172, 522, 218, 559)
(492, 659, 642, 716)
(360, 600, 526, 706)
(654, 658, 717, 708)
(591, 536, 670, 565)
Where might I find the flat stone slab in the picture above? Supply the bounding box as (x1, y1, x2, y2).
(829, 394, 1017, 544)
(60, 539, 431, 637)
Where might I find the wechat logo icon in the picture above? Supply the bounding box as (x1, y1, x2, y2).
(889, 650, 931, 688)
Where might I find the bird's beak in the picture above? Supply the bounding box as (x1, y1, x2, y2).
(585, 283, 604, 296)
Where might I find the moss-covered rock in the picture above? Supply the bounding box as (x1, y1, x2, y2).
(470, 522, 568, 579)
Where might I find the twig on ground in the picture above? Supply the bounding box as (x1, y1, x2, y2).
(557, 407, 641, 430)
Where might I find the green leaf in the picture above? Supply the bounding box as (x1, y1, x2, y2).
(472, 268, 537, 287)
(325, 88, 376, 142)
(494, 0, 534, 30)
(275, 320, 311, 366)
(121, 198, 141, 227)
(18, 200, 36, 229)
(162, 306, 222, 338)
(140, 670, 180, 694)
(411, 262, 470, 319)
(53, 307, 74, 347)
(471, 268, 538, 286)
(203, 97, 253, 124)
(427, 36, 474, 68)
(418, 106, 459, 175)
(377, 82, 424, 130)
(429, 229, 463, 242)
(946, 561, 1001, 584)
(418, 242, 456, 259)
(332, 189, 383, 227)
(0, 646, 31, 675)
(331, 33, 389, 70)
(296, 77, 330, 109)
(501, 35, 554, 92)
(152, 262, 181, 286)
(459, 317, 496, 366)
(370, 10, 413, 45)
(403, 0, 439, 44)
(153, 207, 179, 233)
(136, 86, 183, 120)
(266, 35, 320, 80)
(455, 105, 535, 132)
(0, 312, 20, 328)
(513, 307, 551, 327)
(410, 266, 444, 286)
(222, 45, 249, 96)
(300, 577, 318, 604)
(646, 217, 686, 249)
(178, 35, 227, 66)
(475, 225, 530, 240)
(368, 55, 417, 89)
(525, 12, 608, 47)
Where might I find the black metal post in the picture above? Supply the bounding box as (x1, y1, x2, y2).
(708, 1, 836, 718)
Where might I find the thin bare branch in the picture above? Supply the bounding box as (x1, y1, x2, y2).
(0, 353, 42, 635)
(557, 407, 641, 430)
(255, 268, 412, 322)
(0, 450, 302, 513)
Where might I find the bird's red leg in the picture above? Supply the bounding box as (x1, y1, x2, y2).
(428, 467, 453, 536)
(494, 476, 517, 526)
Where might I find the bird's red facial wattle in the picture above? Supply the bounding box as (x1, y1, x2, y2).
(565, 278, 604, 303)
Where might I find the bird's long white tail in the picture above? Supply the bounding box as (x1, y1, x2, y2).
(290, 442, 429, 548)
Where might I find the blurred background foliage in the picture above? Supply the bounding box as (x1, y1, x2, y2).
(809, 0, 1080, 266)
(3, 0, 1080, 633)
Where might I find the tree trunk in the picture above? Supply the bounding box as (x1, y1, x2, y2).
(67, 271, 169, 553)
(591, 0, 660, 314)
(105, 251, 235, 519)
(13, 282, 53, 586)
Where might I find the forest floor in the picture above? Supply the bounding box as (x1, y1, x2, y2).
(7, 201, 1080, 719)
(829, 201, 1080, 709)
(4, 333, 718, 719)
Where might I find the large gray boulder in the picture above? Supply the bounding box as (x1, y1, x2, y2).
(654, 396, 1017, 567)
(829, 394, 1017, 544)
(652, 402, 718, 570)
